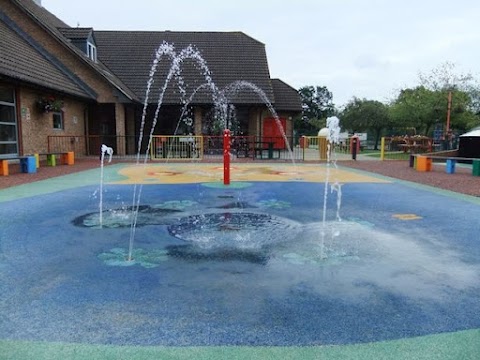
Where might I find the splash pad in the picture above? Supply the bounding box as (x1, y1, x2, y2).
(1, 163, 480, 357)
(1, 40, 479, 358)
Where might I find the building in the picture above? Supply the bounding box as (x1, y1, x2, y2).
(0, 0, 302, 159)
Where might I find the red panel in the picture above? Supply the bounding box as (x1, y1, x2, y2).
(262, 117, 286, 148)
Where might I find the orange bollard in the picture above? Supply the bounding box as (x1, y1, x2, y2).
(0, 159, 9, 176)
(62, 151, 75, 165)
(416, 156, 432, 172)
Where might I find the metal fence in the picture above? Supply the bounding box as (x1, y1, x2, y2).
(197, 135, 304, 161)
(47, 135, 344, 162)
(48, 135, 138, 158)
(150, 135, 203, 160)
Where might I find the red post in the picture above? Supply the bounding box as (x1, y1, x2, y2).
(223, 129, 230, 185)
(446, 90, 452, 134)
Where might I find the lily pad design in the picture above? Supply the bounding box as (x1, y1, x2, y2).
(347, 217, 375, 228)
(73, 206, 182, 228)
(202, 182, 252, 189)
(257, 199, 291, 209)
(98, 247, 169, 268)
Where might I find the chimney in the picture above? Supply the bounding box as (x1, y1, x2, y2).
(33, 0, 42, 6)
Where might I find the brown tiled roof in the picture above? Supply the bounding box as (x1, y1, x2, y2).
(9, 0, 301, 111)
(11, 0, 139, 102)
(94, 31, 275, 105)
(0, 12, 96, 99)
(271, 79, 302, 112)
(13, 0, 68, 28)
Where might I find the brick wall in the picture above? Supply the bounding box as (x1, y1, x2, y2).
(18, 87, 86, 154)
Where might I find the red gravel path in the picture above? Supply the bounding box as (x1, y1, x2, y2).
(1, 158, 479, 197)
(341, 160, 480, 197)
(0, 158, 102, 190)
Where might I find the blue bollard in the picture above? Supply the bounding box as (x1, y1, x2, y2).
(445, 159, 456, 174)
(20, 156, 37, 173)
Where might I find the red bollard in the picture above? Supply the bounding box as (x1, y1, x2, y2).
(223, 129, 230, 185)
(350, 135, 360, 160)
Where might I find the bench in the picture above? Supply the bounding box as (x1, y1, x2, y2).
(33, 151, 75, 167)
(254, 147, 281, 159)
(411, 154, 480, 176)
(253, 142, 281, 160)
(0, 155, 37, 176)
(233, 141, 253, 158)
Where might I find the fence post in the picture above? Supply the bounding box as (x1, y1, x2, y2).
(302, 136, 306, 161)
(150, 136, 155, 159)
(380, 137, 385, 161)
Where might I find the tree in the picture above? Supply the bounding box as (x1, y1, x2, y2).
(418, 61, 480, 131)
(296, 86, 335, 135)
(390, 86, 438, 135)
(418, 61, 474, 92)
(340, 98, 391, 150)
(390, 86, 476, 136)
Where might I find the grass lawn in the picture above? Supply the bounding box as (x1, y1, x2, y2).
(363, 150, 411, 160)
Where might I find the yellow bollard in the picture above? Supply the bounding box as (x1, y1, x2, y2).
(34, 153, 40, 168)
(380, 137, 385, 161)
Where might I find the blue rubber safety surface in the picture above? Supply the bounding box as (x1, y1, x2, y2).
(1, 181, 479, 347)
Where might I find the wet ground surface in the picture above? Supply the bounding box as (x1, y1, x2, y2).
(1, 163, 479, 359)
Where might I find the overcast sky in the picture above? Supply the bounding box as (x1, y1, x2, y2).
(41, 0, 480, 107)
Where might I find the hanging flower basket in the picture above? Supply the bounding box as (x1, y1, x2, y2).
(36, 96, 64, 113)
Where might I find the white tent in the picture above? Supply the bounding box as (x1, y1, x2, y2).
(459, 127, 480, 158)
(459, 128, 480, 137)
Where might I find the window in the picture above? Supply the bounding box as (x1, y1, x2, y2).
(53, 111, 64, 130)
(87, 41, 97, 62)
(0, 87, 15, 103)
(0, 86, 18, 157)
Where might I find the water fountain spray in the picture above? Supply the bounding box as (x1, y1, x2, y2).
(99, 144, 114, 228)
(126, 43, 297, 262)
(319, 116, 342, 258)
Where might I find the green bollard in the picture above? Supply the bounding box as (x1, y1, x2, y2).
(473, 159, 480, 176)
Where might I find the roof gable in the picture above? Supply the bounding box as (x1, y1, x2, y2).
(10, 0, 138, 102)
(0, 11, 96, 99)
(58, 27, 95, 42)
